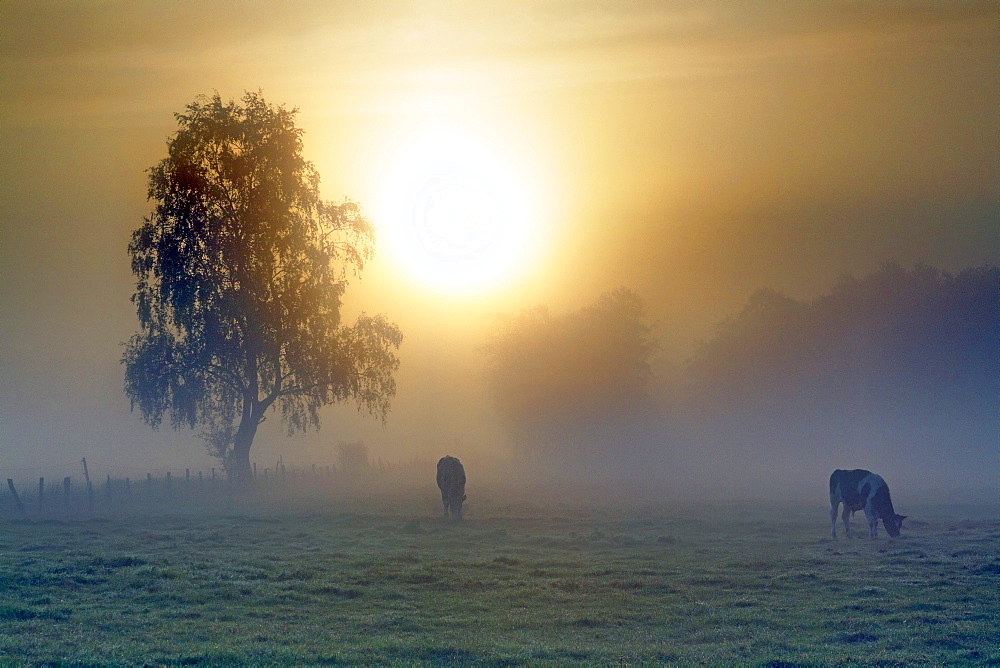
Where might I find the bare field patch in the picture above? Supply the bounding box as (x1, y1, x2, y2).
(0, 498, 997, 665)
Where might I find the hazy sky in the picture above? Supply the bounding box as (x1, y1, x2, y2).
(1, 1, 997, 479)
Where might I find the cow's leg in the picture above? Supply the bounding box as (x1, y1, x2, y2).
(864, 504, 878, 538)
(842, 506, 853, 538)
(442, 494, 450, 518)
(830, 497, 840, 538)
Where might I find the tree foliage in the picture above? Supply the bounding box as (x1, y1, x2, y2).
(482, 287, 658, 435)
(123, 92, 401, 480)
(687, 262, 1000, 420)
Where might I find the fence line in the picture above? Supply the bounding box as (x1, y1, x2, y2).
(0, 457, 434, 517)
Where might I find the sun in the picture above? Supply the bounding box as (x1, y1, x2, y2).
(376, 122, 538, 294)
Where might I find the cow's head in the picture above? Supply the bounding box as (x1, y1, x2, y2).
(884, 513, 906, 537)
(452, 494, 467, 519)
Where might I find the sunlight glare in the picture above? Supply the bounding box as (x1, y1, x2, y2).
(377, 122, 538, 294)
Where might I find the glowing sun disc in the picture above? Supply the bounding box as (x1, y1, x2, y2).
(377, 123, 536, 293)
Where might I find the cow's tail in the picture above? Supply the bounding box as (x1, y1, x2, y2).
(829, 470, 841, 496)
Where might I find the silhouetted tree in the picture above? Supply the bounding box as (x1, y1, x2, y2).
(686, 262, 999, 433)
(482, 287, 658, 444)
(336, 441, 370, 476)
(123, 92, 402, 483)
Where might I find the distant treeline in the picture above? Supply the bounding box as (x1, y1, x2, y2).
(484, 263, 998, 482)
(686, 262, 999, 420)
(482, 287, 657, 429)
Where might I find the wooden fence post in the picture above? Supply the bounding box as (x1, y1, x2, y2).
(63, 476, 71, 509)
(38, 477, 45, 513)
(6, 479, 25, 516)
(81, 458, 94, 512)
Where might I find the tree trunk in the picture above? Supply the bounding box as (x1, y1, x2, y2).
(231, 412, 259, 486)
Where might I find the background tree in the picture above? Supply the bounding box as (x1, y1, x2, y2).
(686, 262, 999, 417)
(123, 92, 402, 483)
(683, 262, 1000, 467)
(482, 287, 658, 469)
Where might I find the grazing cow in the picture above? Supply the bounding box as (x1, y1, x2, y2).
(829, 469, 906, 538)
(436, 456, 466, 520)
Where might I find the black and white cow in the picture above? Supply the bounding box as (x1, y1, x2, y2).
(829, 469, 906, 538)
(436, 456, 466, 520)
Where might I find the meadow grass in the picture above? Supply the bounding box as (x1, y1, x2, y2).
(0, 491, 997, 665)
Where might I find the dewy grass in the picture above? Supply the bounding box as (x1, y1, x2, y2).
(0, 497, 997, 665)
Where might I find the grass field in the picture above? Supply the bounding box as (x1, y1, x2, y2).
(0, 489, 997, 666)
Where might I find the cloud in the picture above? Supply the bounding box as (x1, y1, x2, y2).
(5, 2, 993, 128)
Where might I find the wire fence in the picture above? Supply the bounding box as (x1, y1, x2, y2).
(0, 456, 435, 518)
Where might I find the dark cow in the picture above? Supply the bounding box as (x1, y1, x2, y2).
(436, 456, 466, 520)
(829, 469, 906, 538)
